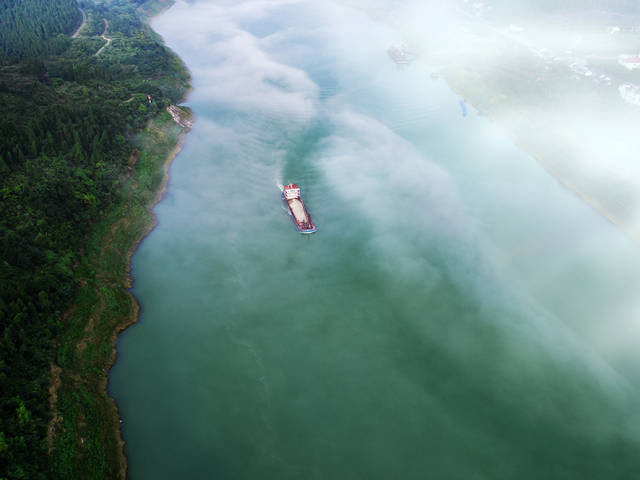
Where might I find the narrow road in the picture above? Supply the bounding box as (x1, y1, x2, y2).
(71, 7, 87, 38)
(95, 19, 112, 56)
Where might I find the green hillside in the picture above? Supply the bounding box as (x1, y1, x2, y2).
(0, 0, 81, 61)
(0, 1, 189, 478)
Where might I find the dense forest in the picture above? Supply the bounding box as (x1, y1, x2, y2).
(0, 0, 189, 478)
(0, 0, 81, 61)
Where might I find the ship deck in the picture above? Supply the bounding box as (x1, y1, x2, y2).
(288, 198, 308, 224)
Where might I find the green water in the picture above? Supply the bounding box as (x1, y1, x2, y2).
(110, 1, 640, 478)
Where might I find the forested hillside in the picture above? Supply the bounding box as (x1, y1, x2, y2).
(0, 0, 81, 61)
(0, 0, 189, 478)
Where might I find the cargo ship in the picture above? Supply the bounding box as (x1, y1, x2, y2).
(282, 184, 316, 234)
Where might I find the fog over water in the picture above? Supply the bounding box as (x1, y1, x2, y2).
(110, 1, 640, 478)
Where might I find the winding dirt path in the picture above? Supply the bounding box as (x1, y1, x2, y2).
(95, 19, 112, 56)
(71, 7, 87, 38)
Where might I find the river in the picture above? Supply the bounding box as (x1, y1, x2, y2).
(109, 1, 640, 478)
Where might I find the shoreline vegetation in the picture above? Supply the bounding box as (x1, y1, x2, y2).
(48, 2, 192, 478)
(0, 0, 190, 477)
(49, 102, 192, 479)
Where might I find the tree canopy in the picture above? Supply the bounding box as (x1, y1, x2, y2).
(0, 0, 189, 477)
(0, 0, 80, 62)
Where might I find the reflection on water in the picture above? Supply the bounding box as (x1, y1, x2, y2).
(110, 1, 640, 478)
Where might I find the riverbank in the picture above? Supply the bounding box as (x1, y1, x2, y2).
(112, 103, 193, 479)
(441, 70, 640, 246)
(0, 0, 192, 476)
(49, 102, 192, 478)
(47, 1, 194, 474)
(345, 0, 640, 247)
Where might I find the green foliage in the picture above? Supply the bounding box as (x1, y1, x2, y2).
(0, 0, 189, 478)
(0, 0, 80, 62)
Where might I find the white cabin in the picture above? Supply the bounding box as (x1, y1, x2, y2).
(284, 186, 301, 200)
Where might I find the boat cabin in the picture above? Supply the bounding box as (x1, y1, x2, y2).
(283, 184, 301, 200)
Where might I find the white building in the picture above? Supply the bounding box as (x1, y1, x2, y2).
(619, 83, 640, 107)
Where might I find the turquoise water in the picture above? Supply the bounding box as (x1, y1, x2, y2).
(109, 1, 640, 478)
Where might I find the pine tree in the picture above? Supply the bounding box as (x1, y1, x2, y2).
(0, 155, 9, 174)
